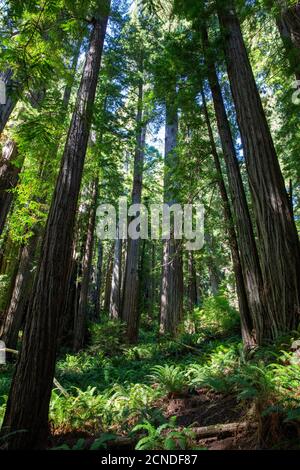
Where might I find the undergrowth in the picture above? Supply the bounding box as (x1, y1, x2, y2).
(0, 293, 299, 449)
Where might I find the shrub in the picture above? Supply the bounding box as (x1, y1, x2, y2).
(89, 321, 126, 356)
(133, 417, 198, 450)
(148, 365, 188, 396)
(194, 293, 240, 335)
(49, 386, 106, 431)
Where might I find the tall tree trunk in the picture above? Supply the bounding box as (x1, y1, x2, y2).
(149, 241, 157, 316)
(217, 2, 300, 338)
(139, 239, 148, 313)
(93, 240, 103, 319)
(0, 43, 83, 350)
(104, 245, 114, 313)
(205, 234, 222, 296)
(200, 86, 256, 348)
(122, 72, 147, 343)
(59, 252, 79, 347)
(187, 251, 197, 313)
(73, 180, 98, 351)
(160, 100, 183, 336)
(1, 8, 110, 450)
(0, 140, 22, 235)
(120, 240, 127, 309)
(109, 231, 122, 320)
(0, 232, 39, 351)
(202, 26, 267, 344)
(0, 243, 21, 329)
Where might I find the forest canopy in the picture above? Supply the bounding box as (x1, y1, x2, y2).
(0, 0, 300, 453)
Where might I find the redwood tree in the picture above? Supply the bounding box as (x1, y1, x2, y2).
(1, 4, 110, 449)
(200, 86, 256, 348)
(73, 179, 98, 352)
(122, 71, 147, 343)
(109, 234, 122, 320)
(201, 26, 266, 344)
(217, 1, 300, 338)
(160, 99, 183, 336)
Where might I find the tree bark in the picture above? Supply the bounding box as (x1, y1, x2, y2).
(93, 240, 103, 319)
(217, 2, 300, 338)
(187, 251, 197, 313)
(104, 245, 114, 313)
(122, 72, 147, 343)
(149, 242, 157, 316)
(160, 99, 183, 336)
(1, 7, 110, 449)
(109, 231, 122, 320)
(200, 86, 256, 348)
(0, 243, 21, 328)
(59, 251, 79, 347)
(0, 43, 83, 350)
(73, 180, 98, 351)
(202, 26, 267, 344)
(0, 232, 38, 351)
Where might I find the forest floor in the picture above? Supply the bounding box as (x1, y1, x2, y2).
(1, 303, 300, 451)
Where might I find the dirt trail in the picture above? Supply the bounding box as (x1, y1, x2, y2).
(161, 388, 256, 450)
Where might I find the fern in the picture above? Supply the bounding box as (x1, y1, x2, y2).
(133, 417, 196, 450)
(148, 365, 188, 395)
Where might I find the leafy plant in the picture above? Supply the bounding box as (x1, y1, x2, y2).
(53, 434, 116, 451)
(148, 365, 188, 395)
(89, 321, 126, 356)
(49, 386, 106, 430)
(133, 417, 197, 450)
(194, 294, 240, 335)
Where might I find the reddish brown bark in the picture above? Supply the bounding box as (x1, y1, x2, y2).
(1, 8, 110, 449)
(73, 180, 98, 351)
(200, 86, 256, 348)
(217, 2, 300, 338)
(109, 234, 122, 320)
(122, 73, 147, 343)
(160, 100, 183, 336)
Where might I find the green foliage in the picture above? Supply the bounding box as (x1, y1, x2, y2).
(187, 342, 239, 393)
(0, 364, 13, 428)
(148, 365, 188, 395)
(102, 383, 159, 428)
(89, 321, 126, 356)
(49, 381, 160, 432)
(53, 434, 117, 450)
(231, 363, 276, 402)
(194, 294, 240, 335)
(49, 386, 107, 430)
(1, 320, 300, 449)
(133, 417, 197, 450)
